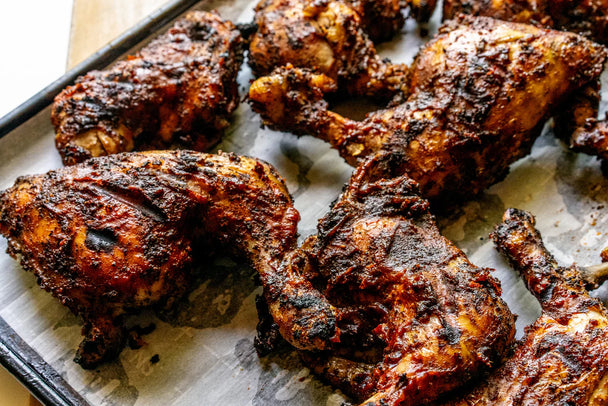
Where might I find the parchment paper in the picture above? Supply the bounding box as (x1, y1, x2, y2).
(1, 1, 608, 405)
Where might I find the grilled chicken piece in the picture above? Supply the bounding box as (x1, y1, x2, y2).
(249, 16, 607, 203)
(248, 0, 409, 101)
(0, 150, 324, 369)
(346, 0, 407, 41)
(436, 3, 608, 162)
(443, 0, 608, 45)
(268, 155, 515, 405)
(52, 11, 244, 166)
(407, 0, 438, 22)
(442, 209, 608, 405)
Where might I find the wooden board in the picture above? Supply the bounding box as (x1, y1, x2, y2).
(0, 366, 32, 406)
(68, 0, 169, 68)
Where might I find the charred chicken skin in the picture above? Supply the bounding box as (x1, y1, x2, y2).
(344, 0, 407, 41)
(249, 16, 607, 203)
(0, 150, 329, 369)
(248, 0, 409, 100)
(442, 0, 608, 45)
(52, 11, 244, 166)
(442, 209, 608, 405)
(269, 155, 515, 405)
(425, 2, 608, 159)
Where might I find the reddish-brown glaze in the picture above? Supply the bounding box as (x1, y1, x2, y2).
(0, 150, 322, 369)
(249, 16, 607, 204)
(248, 0, 409, 100)
(437, 3, 608, 161)
(440, 209, 608, 405)
(277, 156, 515, 405)
(52, 11, 244, 165)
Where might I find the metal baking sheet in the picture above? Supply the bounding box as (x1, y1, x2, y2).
(2, 1, 608, 405)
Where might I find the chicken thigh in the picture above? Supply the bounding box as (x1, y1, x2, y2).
(53, 11, 244, 165)
(0, 150, 318, 368)
(264, 155, 515, 405)
(249, 16, 607, 203)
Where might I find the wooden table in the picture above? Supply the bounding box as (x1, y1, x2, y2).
(68, 0, 169, 68)
(0, 366, 38, 406)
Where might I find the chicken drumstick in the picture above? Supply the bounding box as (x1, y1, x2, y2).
(53, 11, 245, 165)
(0, 150, 329, 368)
(442, 209, 608, 405)
(250, 16, 607, 203)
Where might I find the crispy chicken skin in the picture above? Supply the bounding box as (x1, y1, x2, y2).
(443, 0, 608, 45)
(271, 155, 515, 405)
(431, 2, 608, 159)
(442, 209, 608, 405)
(346, 0, 406, 41)
(52, 11, 244, 166)
(248, 0, 409, 100)
(0, 150, 325, 369)
(249, 16, 607, 202)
